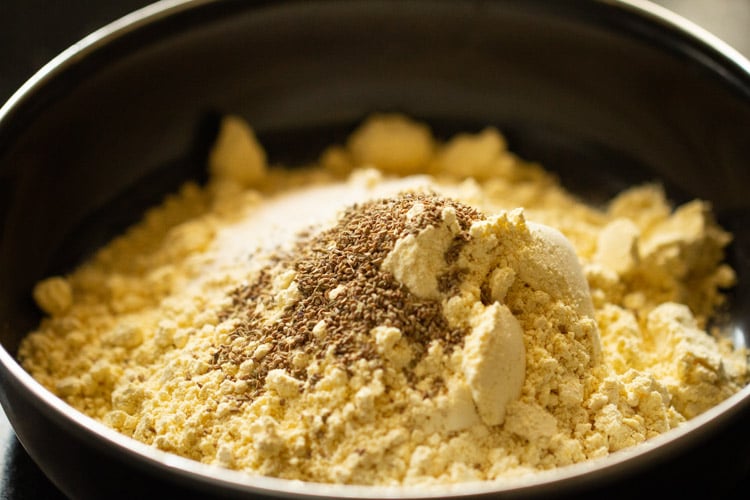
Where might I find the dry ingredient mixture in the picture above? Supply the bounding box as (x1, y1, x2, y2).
(19, 114, 749, 485)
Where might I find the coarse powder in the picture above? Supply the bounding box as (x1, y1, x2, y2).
(19, 113, 748, 485)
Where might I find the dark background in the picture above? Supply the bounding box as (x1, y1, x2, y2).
(1, 1, 750, 499)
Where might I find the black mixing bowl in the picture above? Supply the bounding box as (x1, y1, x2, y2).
(1, 0, 749, 498)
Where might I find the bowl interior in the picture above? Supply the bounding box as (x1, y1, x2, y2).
(1, 0, 750, 497)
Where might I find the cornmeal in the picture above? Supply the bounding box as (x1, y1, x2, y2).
(19, 114, 748, 485)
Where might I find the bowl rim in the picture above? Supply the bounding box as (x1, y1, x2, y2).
(1, 0, 750, 497)
(3, 0, 750, 128)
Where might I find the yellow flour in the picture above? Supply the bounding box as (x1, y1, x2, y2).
(19, 113, 748, 485)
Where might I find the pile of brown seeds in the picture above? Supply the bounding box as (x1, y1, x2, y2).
(212, 192, 485, 399)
